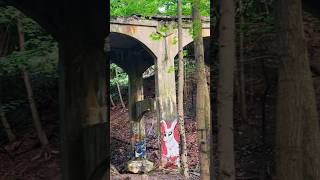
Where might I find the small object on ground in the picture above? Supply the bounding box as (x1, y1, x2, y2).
(31, 146, 53, 161)
(126, 159, 154, 174)
(111, 164, 120, 176)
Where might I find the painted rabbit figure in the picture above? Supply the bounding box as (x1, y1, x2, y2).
(161, 119, 179, 159)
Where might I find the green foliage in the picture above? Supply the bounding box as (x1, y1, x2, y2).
(184, 59, 196, 74)
(0, 6, 58, 76)
(167, 65, 176, 73)
(110, 0, 209, 17)
(110, 63, 128, 86)
(149, 24, 170, 41)
(111, 0, 163, 17)
(0, 6, 19, 24)
(150, 32, 163, 40)
(183, 50, 188, 57)
(0, 6, 59, 113)
(191, 19, 202, 38)
(1, 99, 25, 112)
(172, 36, 177, 45)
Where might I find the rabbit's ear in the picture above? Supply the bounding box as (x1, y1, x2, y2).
(161, 120, 167, 130)
(170, 119, 177, 129)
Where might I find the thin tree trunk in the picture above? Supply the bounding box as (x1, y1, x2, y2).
(110, 95, 115, 107)
(0, 109, 16, 142)
(16, 14, 49, 147)
(115, 69, 126, 109)
(0, 26, 9, 57)
(177, 0, 189, 178)
(192, 1, 211, 179)
(276, 0, 320, 179)
(0, 85, 16, 142)
(217, 0, 236, 178)
(0, 74, 16, 142)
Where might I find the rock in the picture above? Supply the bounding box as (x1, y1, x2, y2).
(126, 159, 154, 174)
(111, 164, 120, 176)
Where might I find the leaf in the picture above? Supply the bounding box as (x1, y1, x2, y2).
(183, 50, 188, 57)
(150, 32, 163, 40)
(172, 36, 177, 45)
(167, 66, 175, 73)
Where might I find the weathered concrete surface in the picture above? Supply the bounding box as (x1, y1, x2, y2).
(4, 0, 109, 179)
(110, 17, 210, 60)
(109, 17, 210, 169)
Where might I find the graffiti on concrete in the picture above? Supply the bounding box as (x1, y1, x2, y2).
(131, 121, 146, 159)
(161, 118, 180, 168)
(134, 139, 145, 158)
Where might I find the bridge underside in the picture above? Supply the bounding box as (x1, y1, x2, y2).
(108, 22, 211, 169)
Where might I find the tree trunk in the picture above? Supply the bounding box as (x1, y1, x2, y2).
(0, 75, 16, 142)
(192, 1, 211, 179)
(177, 0, 189, 178)
(115, 69, 126, 109)
(217, 0, 236, 179)
(110, 95, 115, 107)
(238, 0, 247, 122)
(276, 0, 320, 179)
(0, 87, 16, 142)
(16, 14, 49, 147)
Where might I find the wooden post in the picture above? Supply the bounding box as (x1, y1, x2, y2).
(59, 40, 108, 180)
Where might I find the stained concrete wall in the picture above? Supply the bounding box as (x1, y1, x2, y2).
(109, 17, 210, 168)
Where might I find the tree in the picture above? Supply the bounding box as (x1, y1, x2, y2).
(237, 0, 247, 122)
(192, 0, 211, 179)
(110, 0, 209, 17)
(216, 0, 236, 179)
(0, 80, 16, 142)
(177, 0, 189, 178)
(110, 64, 127, 109)
(110, 95, 115, 107)
(16, 13, 49, 152)
(276, 0, 320, 179)
(115, 68, 126, 109)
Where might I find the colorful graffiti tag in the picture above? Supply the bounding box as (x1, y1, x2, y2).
(131, 121, 146, 159)
(134, 139, 145, 158)
(161, 119, 180, 168)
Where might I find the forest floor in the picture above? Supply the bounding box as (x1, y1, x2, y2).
(0, 106, 61, 180)
(0, 101, 273, 180)
(110, 105, 200, 180)
(110, 100, 274, 180)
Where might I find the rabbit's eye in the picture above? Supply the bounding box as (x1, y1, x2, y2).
(164, 134, 167, 137)
(169, 132, 172, 136)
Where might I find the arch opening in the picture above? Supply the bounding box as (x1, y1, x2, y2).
(108, 32, 156, 73)
(108, 31, 159, 173)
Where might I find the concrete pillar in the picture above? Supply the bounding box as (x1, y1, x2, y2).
(128, 69, 146, 159)
(155, 35, 180, 169)
(59, 40, 108, 180)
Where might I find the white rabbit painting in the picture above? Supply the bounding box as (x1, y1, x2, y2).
(161, 119, 180, 168)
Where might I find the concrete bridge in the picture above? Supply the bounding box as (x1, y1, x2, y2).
(108, 16, 210, 168)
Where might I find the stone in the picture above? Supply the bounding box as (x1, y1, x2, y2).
(110, 164, 120, 176)
(126, 159, 154, 174)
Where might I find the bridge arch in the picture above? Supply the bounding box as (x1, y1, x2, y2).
(173, 35, 211, 65)
(170, 28, 210, 62)
(110, 21, 160, 59)
(108, 32, 156, 74)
